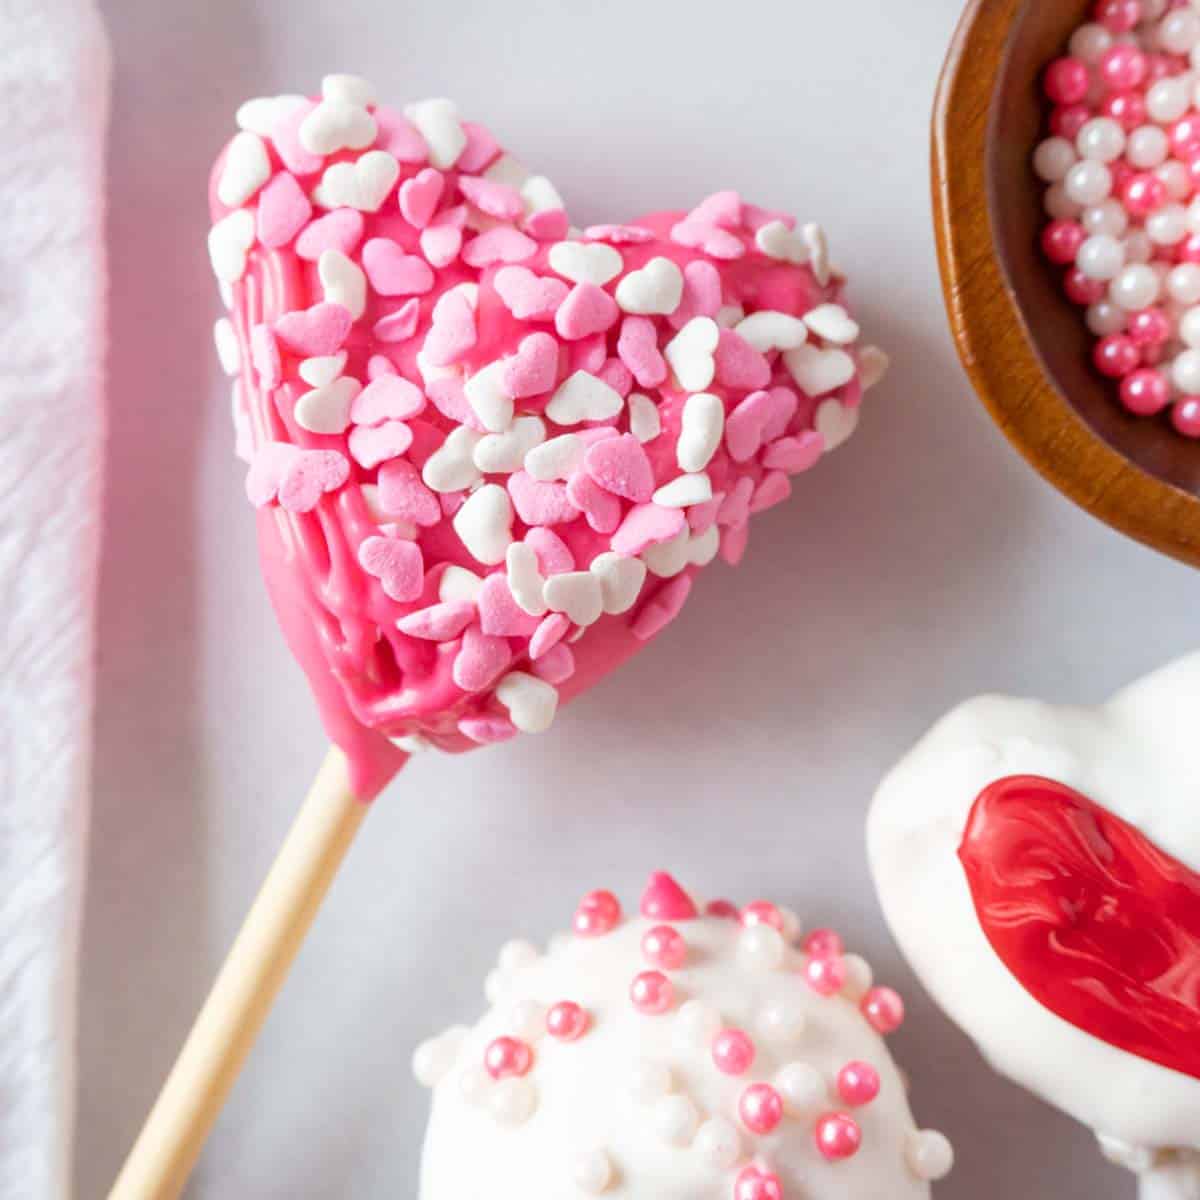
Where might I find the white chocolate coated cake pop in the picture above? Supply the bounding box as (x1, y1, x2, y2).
(413, 873, 951, 1198)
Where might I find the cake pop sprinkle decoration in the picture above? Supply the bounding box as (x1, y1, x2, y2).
(815, 1113, 862, 1161)
(631, 970, 676, 1015)
(643, 924, 689, 970)
(545, 1000, 589, 1041)
(712, 1029, 757, 1076)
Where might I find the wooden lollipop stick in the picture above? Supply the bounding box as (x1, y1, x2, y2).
(109, 748, 366, 1200)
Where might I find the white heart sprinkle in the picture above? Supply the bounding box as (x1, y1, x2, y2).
(524, 432, 584, 481)
(300, 99, 377, 157)
(548, 241, 624, 286)
(213, 318, 241, 376)
(543, 571, 603, 626)
(652, 473, 712, 508)
(755, 219, 809, 264)
(439, 565, 484, 602)
(783, 345, 856, 396)
(321, 73, 375, 107)
(589, 552, 647, 615)
(688, 525, 720, 566)
(423, 426, 484, 493)
(734, 311, 809, 353)
(415, 352, 460, 387)
(859, 345, 890, 391)
(453, 483, 513, 565)
(546, 371, 624, 425)
(506, 543, 548, 616)
(294, 376, 362, 434)
(312, 150, 400, 212)
(208, 209, 255, 283)
(627, 394, 662, 444)
(803, 303, 860, 345)
(318, 249, 367, 320)
(803, 222, 831, 285)
(217, 131, 271, 208)
(615, 256, 684, 315)
(405, 97, 467, 169)
(521, 175, 564, 214)
(298, 352, 347, 387)
(677, 392, 725, 473)
(235, 94, 306, 137)
(464, 360, 515, 433)
(473, 416, 546, 473)
(483, 154, 530, 189)
(641, 528, 691, 578)
(496, 671, 559, 734)
(815, 399, 860, 451)
(664, 318, 719, 392)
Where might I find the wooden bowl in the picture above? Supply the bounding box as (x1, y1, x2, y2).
(933, 0, 1200, 568)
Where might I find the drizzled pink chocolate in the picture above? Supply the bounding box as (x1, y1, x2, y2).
(210, 78, 885, 798)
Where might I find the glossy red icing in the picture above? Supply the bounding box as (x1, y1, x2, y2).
(959, 774, 1200, 1082)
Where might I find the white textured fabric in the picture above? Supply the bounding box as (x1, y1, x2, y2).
(0, 1, 109, 1197)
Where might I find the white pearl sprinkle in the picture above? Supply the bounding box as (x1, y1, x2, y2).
(411, 1026, 468, 1087)
(737, 924, 786, 970)
(757, 996, 807, 1042)
(906, 1129, 955, 1181)
(459, 1066, 493, 1105)
(775, 1061, 828, 1116)
(488, 1077, 537, 1126)
(841, 953, 874, 1000)
(629, 1060, 673, 1100)
(506, 997, 548, 1042)
(653, 1093, 699, 1146)
(674, 1000, 722, 1048)
(693, 1116, 742, 1168)
(498, 939, 540, 972)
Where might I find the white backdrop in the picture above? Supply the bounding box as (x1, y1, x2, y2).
(78, 1, 1198, 1196)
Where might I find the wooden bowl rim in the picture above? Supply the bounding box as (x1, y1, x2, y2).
(932, 0, 1200, 570)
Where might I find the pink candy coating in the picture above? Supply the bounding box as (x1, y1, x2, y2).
(739, 1083, 784, 1135)
(814, 1112, 862, 1161)
(642, 925, 688, 970)
(545, 1001, 590, 1041)
(630, 970, 675, 1015)
(836, 1060, 881, 1106)
(861, 986, 905, 1034)
(712, 1028, 756, 1076)
(574, 889, 621, 937)
(805, 954, 847, 996)
(484, 1036, 533, 1080)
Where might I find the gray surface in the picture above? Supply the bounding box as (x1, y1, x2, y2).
(77, 1, 1197, 1196)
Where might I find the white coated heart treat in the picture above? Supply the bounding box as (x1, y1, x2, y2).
(868, 653, 1200, 1197)
(414, 873, 952, 1199)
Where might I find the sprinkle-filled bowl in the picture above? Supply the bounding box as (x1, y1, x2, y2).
(933, 0, 1200, 569)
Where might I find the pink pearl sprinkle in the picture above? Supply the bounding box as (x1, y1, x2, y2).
(630, 970, 675, 1015)
(814, 1113, 862, 1161)
(642, 925, 688, 970)
(1127, 308, 1171, 349)
(1041, 220, 1085, 265)
(1051, 103, 1091, 140)
(712, 1029, 757, 1076)
(1101, 90, 1147, 132)
(1099, 43, 1147, 91)
(546, 1001, 590, 1041)
(739, 1083, 784, 1135)
(741, 901, 785, 932)
(1120, 367, 1171, 415)
(861, 986, 906, 1034)
(706, 899, 741, 921)
(1172, 116, 1200, 159)
(805, 955, 847, 997)
(1173, 396, 1200, 436)
(1093, 334, 1140, 378)
(733, 1166, 784, 1200)
(836, 1061, 881, 1106)
(484, 1036, 533, 1080)
(803, 928, 844, 958)
(1094, 0, 1141, 35)
(1043, 57, 1090, 105)
(574, 889, 621, 937)
(1122, 172, 1168, 218)
(1065, 267, 1107, 306)
(1179, 233, 1200, 264)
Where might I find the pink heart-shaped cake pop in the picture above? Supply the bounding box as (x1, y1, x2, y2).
(210, 77, 888, 798)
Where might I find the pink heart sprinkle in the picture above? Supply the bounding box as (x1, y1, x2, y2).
(670, 219, 745, 261)
(718, 477, 754, 527)
(277, 449, 351, 513)
(458, 121, 501, 173)
(352, 375, 427, 425)
(377, 458, 441, 526)
(524, 209, 570, 241)
(565, 471, 622, 534)
(397, 600, 475, 641)
(611, 503, 686, 556)
(295, 208, 365, 261)
(584, 223, 655, 245)
(363, 237, 435, 296)
(688, 190, 743, 229)
(555, 283, 620, 341)
(458, 714, 518, 744)
(477, 574, 540, 637)
(245, 442, 298, 508)
(689, 495, 722, 533)
(507, 470, 578, 527)
(762, 431, 823, 474)
(749, 469, 791, 515)
(270, 102, 322, 176)
(721, 520, 749, 566)
(570, 334, 607, 374)
(357, 535, 424, 602)
(584, 433, 654, 503)
(425, 376, 485, 431)
(714, 328, 771, 391)
(367, 354, 396, 380)
(529, 612, 570, 659)
(373, 299, 421, 344)
(761, 385, 799, 442)
(452, 624, 513, 692)
(531, 641, 575, 684)
(502, 331, 559, 399)
(398, 167, 444, 229)
(617, 316, 668, 388)
(373, 106, 429, 162)
(423, 290, 477, 366)
(250, 324, 282, 388)
(348, 420, 413, 469)
(461, 226, 537, 268)
(632, 575, 692, 641)
(493, 266, 569, 321)
(257, 172, 312, 249)
(525, 527, 574, 576)
(670, 259, 723, 329)
(420, 222, 463, 269)
(458, 175, 523, 220)
(725, 390, 773, 463)
(274, 302, 353, 356)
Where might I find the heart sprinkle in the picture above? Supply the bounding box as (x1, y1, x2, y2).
(210, 76, 884, 760)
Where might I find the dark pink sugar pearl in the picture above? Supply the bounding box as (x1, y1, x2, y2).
(861, 986, 906, 1034)
(1101, 89, 1147, 131)
(630, 970, 674, 1014)
(1100, 43, 1148, 90)
(1127, 308, 1171, 348)
(741, 900, 785, 931)
(1044, 57, 1091, 105)
(1171, 115, 1200, 158)
(641, 924, 688, 970)
(1172, 396, 1200, 435)
(545, 1000, 589, 1041)
(1065, 268, 1107, 306)
(815, 1113, 862, 1161)
(1145, 52, 1183, 85)
(706, 898, 741, 921)
(734, 1166, 784, 1200)
(1094, 334, 1141, 377)
(1042, 220, 1086, 267)
(1120, 367, 1172, 414)
(1179, 233, 1200, 264)
(1051, 102, 1092, 140)
(712, 1028, 756, 1076)
(836, 1061, 882, 1106)
(803, 928, 845, 958)
(484, 1036, 533, 1080)
(739, 1083, 784, 1135)
(1094, 0, 1141, 34)
(1122, 172, 1169, 217)
(805, 954, 847, 996)
(573, 889, 621, 937)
